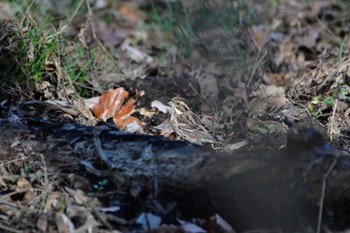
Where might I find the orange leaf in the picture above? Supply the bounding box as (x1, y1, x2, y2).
(116, 98, 136, 120)
(93, 87, 144, 131)
(92, 88, 129, 119)
(113, 116, 141, 129)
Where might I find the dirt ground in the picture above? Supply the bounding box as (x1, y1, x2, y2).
(1, 0, 350, 232)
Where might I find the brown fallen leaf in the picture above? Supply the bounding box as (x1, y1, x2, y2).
(93, 87, 144, 132)
(15, 177, 35, 205)
(37, 215, 48, 232)
(44, 192, 59, 212)
(116, 98, 136, 120)
(96, 21, 126, 50)
(55, 212, 75, 233)
(114, 98, 144, 131)
(114, 116, 143, 131)
(92, 87, 129, 119)
(263, 72, 285, 86)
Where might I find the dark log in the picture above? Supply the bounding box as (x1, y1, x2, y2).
(1, 119, 349, 232)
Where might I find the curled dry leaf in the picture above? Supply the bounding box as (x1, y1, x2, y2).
(116, 98, 136, 120)
(93, 87, 144, 131)
(84, 96, 100, 109)
(15, 177, 35, 205)
(114, 98, 144, 132)
(115, 116, 143, 132)
(93, 88, 129, 119)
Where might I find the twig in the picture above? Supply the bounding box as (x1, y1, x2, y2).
(46, 0, 85, 40)
(25, 0, 35, 15)
(247, 49, 267, 88)
(0, 223, 22, 233)
(329, 99, 338, 142)
(39, 153, 49, 187)
(85, 0, 118, 64)
(316, 155, 339, 233)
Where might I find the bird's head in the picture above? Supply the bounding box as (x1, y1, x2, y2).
(169, 97, 191, 114)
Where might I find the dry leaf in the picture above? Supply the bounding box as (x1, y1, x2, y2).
(93, 88, 144, 132)
(0, 1, 14, 20)
(136, 213, 161, 230)
(44, 192, 59, 212)
(118, 2, 145, 24)
(178, 219, 206, 233)
(276, 40, 293, 66)
(92, 88, 129, 119)
(250, 25, 269, 50)
(78, 26, 88, 49)
(55, 213, 75, 233)
(151, 100, 170, 114)
(37, 215, 48, 232)
(263, 72, 285, 86)
(65, 187, 92, 205)
(84, 96, 100, 109)
(96, 21, 125, 49)
(215, 214, 235, 233)
(94, 0, 107, 10)
(0, 177, 6, 186)
(116, 98, 136, 120)
(139, 107, 158, 118)
(121, 42, 153, 63)
(114, 116, 143, 132)
(15, 177, 35, 205)
(74, 213, 100, 232)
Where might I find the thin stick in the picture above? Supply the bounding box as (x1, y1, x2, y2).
(0, 223, 22, 233)
(329, 99, 338, 142)
(247, 49, 267, 88)
(85, 0, 118, 64)
(316, 155, 339, 233)
(47, 0, 85, 40)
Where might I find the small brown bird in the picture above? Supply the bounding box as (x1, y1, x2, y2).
(169, 97, 217, 145)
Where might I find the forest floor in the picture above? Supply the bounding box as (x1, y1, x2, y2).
(1, 0, 350, 232)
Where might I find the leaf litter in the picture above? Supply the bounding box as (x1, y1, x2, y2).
(2, 0, 350, 232)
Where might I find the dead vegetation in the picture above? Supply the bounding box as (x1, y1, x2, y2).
(1, 0, 350, 232)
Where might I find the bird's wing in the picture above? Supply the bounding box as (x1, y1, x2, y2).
(177, 112, 203, 130)
(176, 112, 217, 143)
(178, 111, 215, 134)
